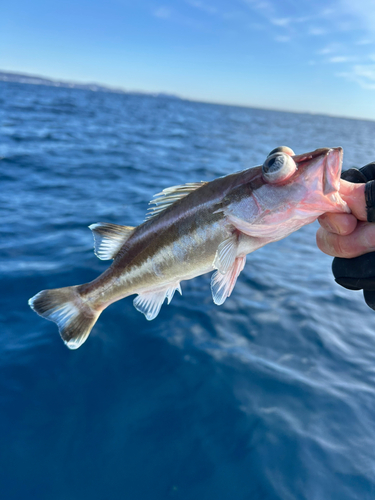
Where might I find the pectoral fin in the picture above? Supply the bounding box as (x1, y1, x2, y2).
(221, 213, 258, 237)
(213, 234, 238, 274)
(211, 256, 246, 306)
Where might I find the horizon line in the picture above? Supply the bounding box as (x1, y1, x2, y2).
(1, 68, 374, 124)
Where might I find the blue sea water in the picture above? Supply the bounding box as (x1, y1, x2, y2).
(1, 80, 375, 500)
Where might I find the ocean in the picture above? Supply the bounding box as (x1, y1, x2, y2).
(1, 80, 375, 500)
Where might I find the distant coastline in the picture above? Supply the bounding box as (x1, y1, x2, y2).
(1, 69, 372, 123)
(0, 70, 180, 100)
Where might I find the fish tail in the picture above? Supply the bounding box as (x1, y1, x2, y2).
(28, 285, 100, 349)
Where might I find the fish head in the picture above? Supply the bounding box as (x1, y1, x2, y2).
(226, 147, 350, 242)
(260, 146, 350, 216)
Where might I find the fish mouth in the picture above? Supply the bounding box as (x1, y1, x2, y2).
(292, 146, 349, 214)
(292, 147, 333, 164)
(323, 147, 343, 195)
(293, 147, 343, 194)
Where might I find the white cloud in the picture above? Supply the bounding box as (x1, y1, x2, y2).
(275, 35, 291, 43)
(242, 0, 275, 17)
(354, 65, 375, 82)
(154, 7, 171, 19)
(222, 10, 249, 21)
(356, 39, 373, 45)
(270, 17, 290, 27)
(308, 27, 326, 36)
(318, 44, 340, 55)
(329, 56, 351, 63)
(293, 8, 335, 25)
(294, 15, 310, 23)
(339, 0, 375, 32)
(338, 64, 375, 89)
(321, 7, 335, 17)
(185, 0, 217, 15)
(248, 22, 266, 30)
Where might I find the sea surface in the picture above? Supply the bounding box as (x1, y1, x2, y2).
(1, 80, 375, 500)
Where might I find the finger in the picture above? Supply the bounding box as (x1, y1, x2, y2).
(339, 180, 367, 221)
(316, 221, 375, 258)
(318, 213, 358, 235)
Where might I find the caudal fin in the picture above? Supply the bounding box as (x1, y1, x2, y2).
(28, 286, 100, 349)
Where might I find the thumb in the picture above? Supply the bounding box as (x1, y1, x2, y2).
(339, 180, 366, 221)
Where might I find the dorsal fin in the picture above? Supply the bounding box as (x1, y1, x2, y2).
(89, 223, 135, 260)
(145, 182, 206, 221)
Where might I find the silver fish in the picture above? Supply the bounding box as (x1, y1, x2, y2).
(29, 146, 349, 349)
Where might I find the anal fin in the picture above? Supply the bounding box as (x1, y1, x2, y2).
(89, 222, 135, 260)
(211, 256, 246, 306)
(133, 283, 182, 321)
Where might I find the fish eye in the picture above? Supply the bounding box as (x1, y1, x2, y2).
(262, 152, 297, 184)
(267, 146, 295, 157)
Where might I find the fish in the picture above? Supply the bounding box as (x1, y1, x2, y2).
(29, 146, 349, 349)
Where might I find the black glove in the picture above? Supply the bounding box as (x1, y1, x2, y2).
(332, 162, 375, 310)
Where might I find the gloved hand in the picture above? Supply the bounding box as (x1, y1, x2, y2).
(332, 162, 375, 310)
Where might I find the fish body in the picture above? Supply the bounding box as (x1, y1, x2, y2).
(29, 147, 349, 349)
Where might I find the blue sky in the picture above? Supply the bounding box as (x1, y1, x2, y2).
(2, 0, 375, 119)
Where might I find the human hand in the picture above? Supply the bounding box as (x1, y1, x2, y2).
(316, 163, 375, 310)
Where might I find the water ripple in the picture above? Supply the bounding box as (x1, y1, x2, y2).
(1, 81, 375, 499)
